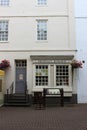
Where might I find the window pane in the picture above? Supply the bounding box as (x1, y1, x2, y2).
(37, 0, 47, 5)
(0, 0, 9, 6)
(0, 21, 8, 41)
(56, 65, 69, 86)
(35, 65, 48, 86)
(37, 20, 47, 40)
(16, 60, 27, 68)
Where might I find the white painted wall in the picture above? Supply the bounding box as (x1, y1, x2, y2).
(0, 0, 75, 51)
(74, 0, 87, 103)
(0, 50, 75, 93)
(0, 0, 68, 16)
(0, 17, 70, 50)
(0, 0, 76, 94)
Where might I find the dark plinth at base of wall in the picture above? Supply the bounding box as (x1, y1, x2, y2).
(31, 94, 77, 106)
(71, 94, 77, 104)
(4, 94, 77, 106)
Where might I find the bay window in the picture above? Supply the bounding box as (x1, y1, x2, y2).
(34, 64, 70, 88)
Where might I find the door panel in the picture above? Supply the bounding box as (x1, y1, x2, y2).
(15, 60, 27, 94)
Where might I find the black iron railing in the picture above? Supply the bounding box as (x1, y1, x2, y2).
(7, 82, 14, 95)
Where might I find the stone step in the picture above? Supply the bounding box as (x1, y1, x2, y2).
(4, 102, 30, 106)
(4, 94, 30, 106)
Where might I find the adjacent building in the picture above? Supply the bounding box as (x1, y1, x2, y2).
(74, 0, 87, 103)
(0, 0, 76, 105)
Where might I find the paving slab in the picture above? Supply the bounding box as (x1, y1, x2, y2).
(0, 104, 87, 130)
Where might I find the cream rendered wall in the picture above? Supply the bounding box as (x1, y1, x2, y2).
(0, 0, 76, 94)
(0, 52, 33, 93)
(75, 0, 87, 103)
(0, 0, 68, 16)
(0, 17, 69, 50)
(0, 0, 76, 51)
(0, 50, 76, 93)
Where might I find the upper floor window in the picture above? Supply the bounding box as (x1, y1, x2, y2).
(0, 0, 9, 6)
(37, 20, 47, 41)
(0, 21, 8, 42)
(37, 0, 47, 6)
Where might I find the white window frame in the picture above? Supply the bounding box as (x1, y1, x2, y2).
(33, 64, 50, 88)
(37, 0, 47, 6)
(0, 0, 9, 6)
(37, 20, 47, 41)
(0, 20, 9, 42)
(54, 64, 71, 88)
(33, 63, 72, 89)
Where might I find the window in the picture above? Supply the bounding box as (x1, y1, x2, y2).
(37, 0, 47, 5)
(37, 20, 47, 40)
(35, 65, 48, 86)
(0, 0, 9, 6)
(0, 21, 8, 42)
(34, 63, 70, 87)
(56, 65, 69, 86)
(15, 60, 27, 68)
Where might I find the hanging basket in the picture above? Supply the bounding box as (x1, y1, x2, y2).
(71, 60, 83, 69)
(0, 60, 10, 70)
(72, 65, 81, 69)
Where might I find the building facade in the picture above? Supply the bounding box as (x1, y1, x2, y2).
(75, 0, 87, 103)
(0, 0, 76, 105)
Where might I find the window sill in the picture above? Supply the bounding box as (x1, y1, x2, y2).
(0, 5, 10, 7)
(35, 5, 48, 7)
(36, 40, 48, 43)
(0, 41, 9, 43)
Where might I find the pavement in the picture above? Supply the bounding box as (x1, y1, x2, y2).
(0, 104, 87, 130)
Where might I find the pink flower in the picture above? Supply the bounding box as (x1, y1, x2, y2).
(71, 60, 83, 68)
(0, 59, 10, 70)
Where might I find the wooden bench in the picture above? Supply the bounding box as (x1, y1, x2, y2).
(43, 88, 64, 107)
(33, 88, 64, 109)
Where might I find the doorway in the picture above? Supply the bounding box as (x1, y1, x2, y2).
(15, 60, 27, 94)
